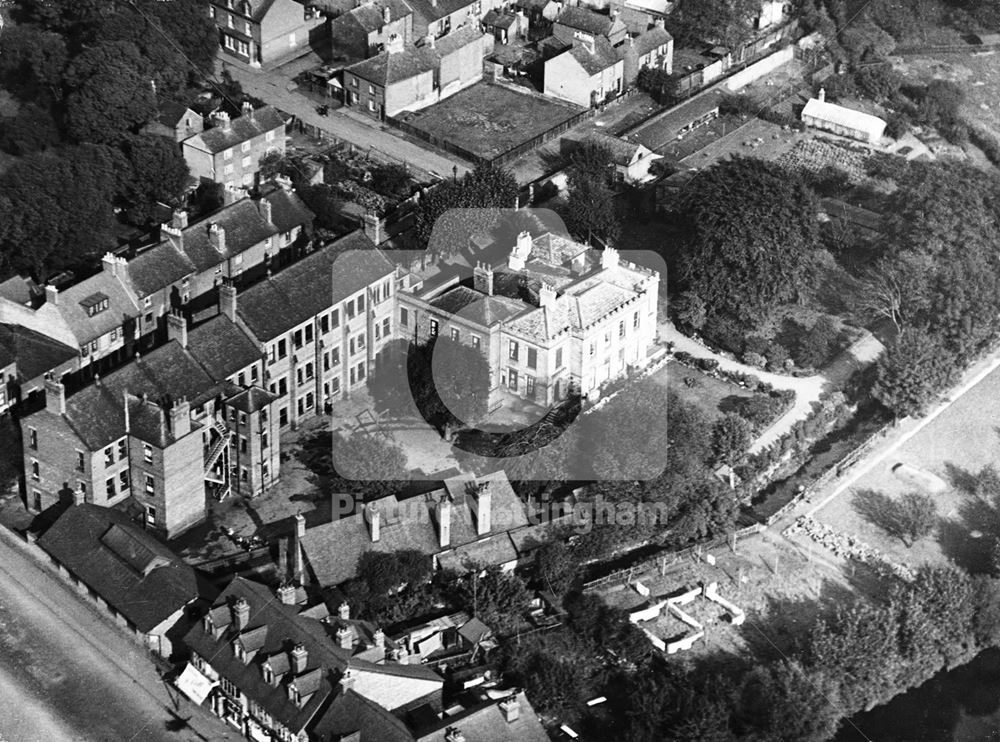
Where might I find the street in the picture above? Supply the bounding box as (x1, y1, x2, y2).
(0, 531, 237, 742)
(220, 61, 473, 180)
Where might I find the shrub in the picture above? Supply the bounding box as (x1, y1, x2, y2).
(702, 314, 746, 354)
(698, 357, 720, 373)
(743, 351, 767, 369)
(884, 111, 912, 140)
(674, 351, 694, 365)
(796, 316, 839, 368)
(744, 335, 770, 356)
(737, 395, 784, 431)
(821, 73, 858, 102)
(765, 341, 790, 372)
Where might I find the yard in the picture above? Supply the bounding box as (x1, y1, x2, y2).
(395, 81, 585, 164)
(810, 361, 1000, 575)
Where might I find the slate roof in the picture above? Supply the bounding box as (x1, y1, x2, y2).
(0, 323, 77, 383)
(483, 9, 517, 28)
(301, 471, 527, 586)
(54, 270, 140, 346)
(184, 106, 286, 155)
(631, 24, 671, 56)
(127, 241, 196, 299)
(262, 188, 315, 235)
(416, 692, 548, 742)
(0, 275, 41, 305)
(38, 505, 211, 633)
(237, 232, 392, 342)
(187, 314, 262, 383)
(427, 286, 529, 327)
(311, 688, 417, 742)
(184, 577, 435, 737)
(333, 0, 413, 33)
(227, 386, 278, 414)
(564, 35, 622, 75)
(156, 101, 198, 129)
(100, 340, 229, 408)
(555, 6, 617, 36)
(408, 0, 477, 24)
(51, 383, 127, 449)
(178, 199, 279, 273)
(346, 25, 485, 86)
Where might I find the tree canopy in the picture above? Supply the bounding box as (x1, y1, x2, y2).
(676, 156, 820, 326)
(667, 0, 760, 48)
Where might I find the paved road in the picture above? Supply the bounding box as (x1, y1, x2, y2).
(220, 61, 473, 180)
(661, 321, 884, 453)
(0, 530, 238, 742)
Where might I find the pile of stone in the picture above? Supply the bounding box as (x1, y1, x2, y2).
(786, 515, 915, 582)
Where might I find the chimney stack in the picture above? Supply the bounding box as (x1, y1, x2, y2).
(437, 496, 452, 547)
(241, 100, 255, 121)
(258, 197, 273, 225)
(339, 669, 356, 692)
(600, 245, 619, 270)
(166, 310, 188, 348)
(444, 728, 466, 742)
(365, 502, 381, 542)
(294, 512, 306, 582)
(214, 110, 232, 131)
(44, 374, 66, 415)
(291, 643, 308, 674)
(818, 86, 826, 103)
(44, 285, 58, 306)
(338, 601, 350, 621)
(168, 397, 191, 438)
(539, 282, 557, 310)
(383, 5, 391, 23)
(219, 282, 237, 322)
(470, 480, 491, 536)
(654, 16, 665, 29)
(277, 582, 297, 605)
(208, 222, 227, 254)
(172, 209, 189, 229)
(336, 625, 353, 650)
(508, 231, 533, 271)
(102, 252, 119, 276)
(499, 696, 521, 723)
(233, 597, 251, 630)
(374, 628, 385, 649)
(386, 34, 404, 53)
(473, 263, 494, 296)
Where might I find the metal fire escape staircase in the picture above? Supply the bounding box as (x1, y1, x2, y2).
(204, 421, 234, 501)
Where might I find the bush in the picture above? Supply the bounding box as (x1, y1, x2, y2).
(821, 74, 858, 102)
(765, 341, 790, 372)
(968, 123, 1000, 168)
(744, 335, 770, 356)
(698, 357, 720, 373)
(737, 395, 785, 432)
(796, 316, 839, 368)
(674, 350, 694, 365)
(743, 351, 766, 369)
(884, 110, 912, 140)
(702, 314, 746, 354)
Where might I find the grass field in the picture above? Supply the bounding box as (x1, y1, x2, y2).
(813, 363, 1000, 574)
(651, 360, 756, 419)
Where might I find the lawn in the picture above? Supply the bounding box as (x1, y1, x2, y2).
(651, 360, 756, 419)
(813, 362, 1000, 574)
(395, 81, 586, 163)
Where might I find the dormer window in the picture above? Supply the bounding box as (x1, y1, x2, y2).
(81, 293, 110, 317)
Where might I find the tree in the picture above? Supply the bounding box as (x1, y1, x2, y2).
(873, 327, 958, 418)
(855, 61, 903, 102)
(414, 164, 518, 256)
(667, 0, 760, 48)
(405, 337, 491, 429)
(0, 25, 69, 103)
(711, 413, 753, 464)
(735, 661, 841, 742)
(64, 41, 157, 144)
(369, 163, 412, 199)
(677, 156, 820, 325)
(134, 0, 219, 78)
(568, 139, 614, 184)
(838, 21, 896, 65)
(0, 143, 125, 276)
(561, 172, 620, 246)
(796, 315, 838, 368)
(451, 565, 531, 635)
(298, 184, 347, 232)
(894, 491, 938, 547)
(0, 104, 61, 155)
(673, 290, 707, 331)
(858, 254, 932, 333)
(532, 541, 579, 596)
(120, 134, 190, 224)
(917, 78, 965, 127)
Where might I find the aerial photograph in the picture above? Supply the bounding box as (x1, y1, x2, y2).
(2, 0, 1000, 740)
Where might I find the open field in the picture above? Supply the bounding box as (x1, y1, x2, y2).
(395, 82, 585, 162)
(813, 362, 1000, 574)
(650, 360, 756, 419)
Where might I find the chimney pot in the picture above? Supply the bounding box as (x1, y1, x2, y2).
(102, 252, 118, 276)
(338, 601, 350, 620)
(818, 86, 826, 102)
(473, 263, 494, 296)
(499, 695, 521, 723)
(471, 480, 491, 535)
(539, 282, 557, 310)
(374, 628, 385, 648)
(383, 5, 391, 23)
(172, 209, 189, 229)
(336, 625, 353, 650)
(44, 285, 58, 306)
(339, 669, 356, 691)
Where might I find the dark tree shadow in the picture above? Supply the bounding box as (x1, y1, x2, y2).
(718, 394, 750, 415)
(943, 461, 978, 495)
(936, 517, 992, 575)
(852, 488, 908, 544)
